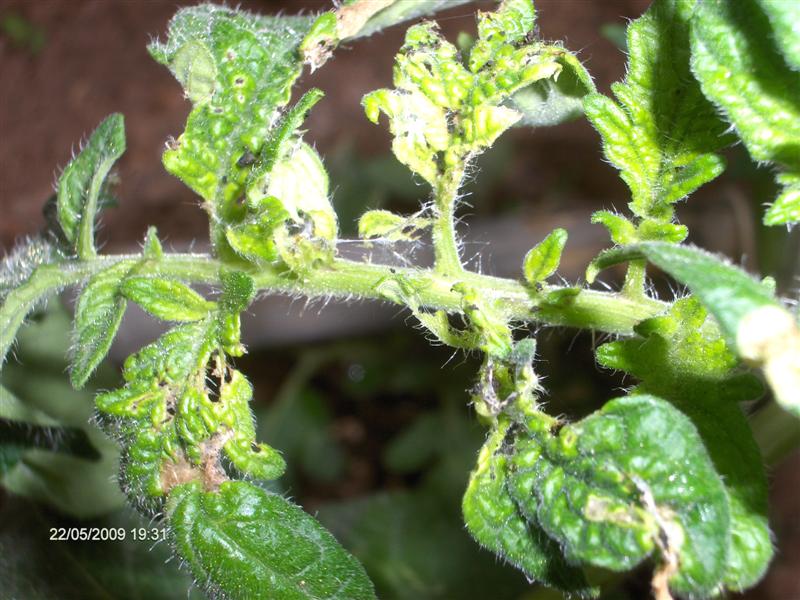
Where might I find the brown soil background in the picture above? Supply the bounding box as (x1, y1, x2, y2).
(1, 1, 798, 599)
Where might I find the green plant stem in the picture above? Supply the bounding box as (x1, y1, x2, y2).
(2, 251, 668, 370)
(622, 259, 647, 298)
(432, 166, 466, 276)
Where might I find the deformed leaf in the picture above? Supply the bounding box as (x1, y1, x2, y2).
(225, 196, 289, 264)
(363, 0, 566, 185)
(70, 261, 133, 388)
(462, 421, 593, 595)
(357, 209, 428, 241)
(522, 228, 567, 286)
(596, 298, 772, 589)
(121, 277, 216, 322)
(259, 141, 337, 243)
(168, 480, 376, 599)
(96, 318, 220, 499)
(215, 370, 286, 480)
(509, 51, 596, 128)
(149, 5, 316, 250)
(511, 395, 731, 597)
(57, 113, 126, 258)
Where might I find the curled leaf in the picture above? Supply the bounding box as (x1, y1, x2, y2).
(57, 114, 126, 258)
(511, 395, 731, 596)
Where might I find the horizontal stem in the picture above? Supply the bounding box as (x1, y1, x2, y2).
(2, 249, 667, 368)
(66, 252, 666, 335)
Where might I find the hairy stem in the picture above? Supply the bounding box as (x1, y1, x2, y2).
(622, 259, 647, 298)
(432, 166, 467, 277)
(2, 250, 668, 369)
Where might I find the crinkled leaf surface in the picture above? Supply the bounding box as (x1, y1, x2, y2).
(56, 113, 125, 258)
(585, 0, 731, 238)
(462, 421, 593, 595)
(363, 0, 565, 185)
(510, 395, 730, 596)
(149, 5, 315, 248)
(227, 89, 336, 268)
(597, 298, 772, 589)
(169, 480, 376, 600)
(691, 0, 800, 225)
(97, 316, 284, 499)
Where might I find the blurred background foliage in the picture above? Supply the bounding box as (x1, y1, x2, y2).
(1, 1, 797, 599)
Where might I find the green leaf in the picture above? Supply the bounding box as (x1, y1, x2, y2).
(218, 271, 255, 356)
(590, 211, 637, 246)
(509, 51, 596, 128)
(690, 0, 800, 226)
(97, 280, 282, 503)
(56, 113, 125, 258)
(121, 276, 216, 322)
(589, 242, 800, 416)
(260, 141, 337, 242)
(70, 261, 133, 388)
(597, 298, 772, 589)
(149, 5, 315, 250)
(225, 90, 329, 266)
(96, 318, 219, 499)
(225, 196, 289, 264)
(462, 421, 594, 595)
(168, 480, 376, 600)
(585, 0, 731, 229)
(763, 172, 800, 226)
(142, 226, 164, 259)
(511, 395, 731, 596)
(363, 0, 565, 185)
(215, 370, 286, 480)
(756, 0, 800, 70)
(522, 228, 568, 286)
